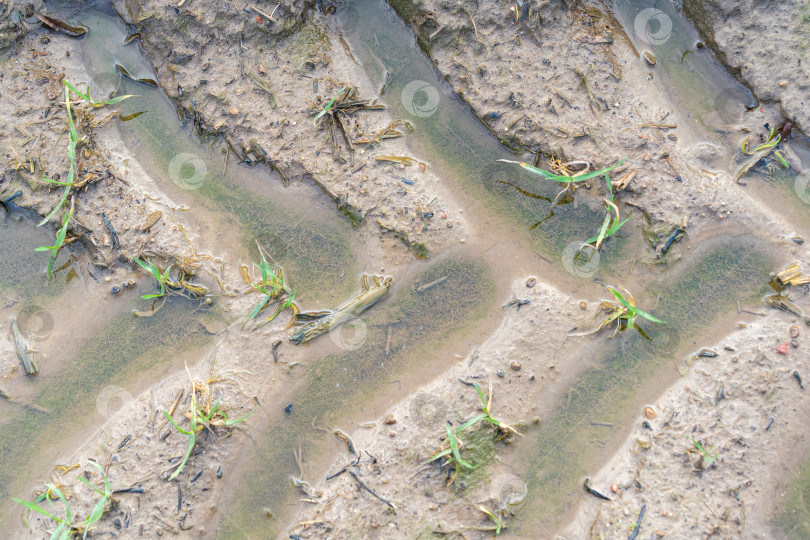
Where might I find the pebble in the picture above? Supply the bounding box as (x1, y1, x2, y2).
(383, 414, 396, 425)
(526, 277, 537, 287)
(284, 403, 293, 414)
(642, 50, 656, 65)
(579, 301, 588, 310)
(111, 286, 121, 295)
(790, 325, 800, 339)
(497, 369, 504, 378)
(777, 342, 789, 355)
(510, 361, 521, 371)
(644, 406, 657, 419)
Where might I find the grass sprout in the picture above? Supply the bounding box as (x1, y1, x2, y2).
(244, 247, 298, 329)
(39, 81, 132, 226)
(571, 285, 666, 339)
(499, 157, 630, 252)
(425, 383, 520, 485)
(736, 126, 790, 182)
(478, 505, 504, 535)
(163, 363, 257, 480)
(133, 257, 171, 300)
(13, 460, 112, 539)
(313, 86, 346, 125)
(688, 436, 718, 469)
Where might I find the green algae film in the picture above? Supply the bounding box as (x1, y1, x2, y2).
(0, 212, 67, 301)
(774, 452, 810, 539)
(217, 258, 495, 538)
(510, 234, 777, 534)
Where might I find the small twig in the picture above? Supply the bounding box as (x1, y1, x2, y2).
(250, 4, 277, 22)
(349, 470, 397, 513)
(628, 504, 646, 540)
(416, 275, 448, 292)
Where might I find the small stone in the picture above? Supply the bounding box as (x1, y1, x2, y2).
(497, 369, 504, 378)
(526, 277, 537, 288)
(83, 149, 91, 159)
(510, 361, 521, 371)
(777, 342, 789, 355)
(229, 108, 239, 115)
(792, 338, 799, 349)
(284, 403, 293, 414)
(111, 286, 121, 295)
(790, 325, 800, 339)
(610, 484, 619, 493)
(122, 280, 136, 289)
(779, 80, 789, 87)
(579, 301, 588, 310)
(446, 221, 453, 228)
(642, 50, 656, 65)
(644, 406, 657, 419)
(383, 414, 396, 425)
(264, 508, 273, 519)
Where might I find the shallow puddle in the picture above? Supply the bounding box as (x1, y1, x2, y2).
(614, 0, 810, 231)
(0, 213, 217, 530)
(0, 1, 803, 537)
(78, 5, 363, 304)
(509, 233, 778, 534)
(216, 257, 496, 537)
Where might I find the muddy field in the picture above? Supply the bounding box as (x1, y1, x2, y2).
(0, 0, 809, 538)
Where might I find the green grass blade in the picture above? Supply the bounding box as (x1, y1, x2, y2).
(224, 407, 257, 426)
(163, 411, 194, 435)
(424, 447, 452, 464)
(585, 217, 631, 245)
(629, 305, 666, 324)
(11, 498, 62, 523)
(38, 184, 70, 226)
(446, 424, 477, 469)
(498, 158, 625, 183)
(168, 432, 196, 480)
(609, 288, 666, 324)
(247, 295, 271, 321)
(456, 414, 487, 433)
